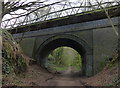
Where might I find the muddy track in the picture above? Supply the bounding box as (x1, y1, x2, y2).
(44, 66, 90, 86)
(3, 64, 118, 86)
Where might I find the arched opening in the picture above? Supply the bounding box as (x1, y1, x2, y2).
(47, 46, 82, 76)
(38, 38, 87, 76)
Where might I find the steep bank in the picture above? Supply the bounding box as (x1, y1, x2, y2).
(2, 30, 28, 85)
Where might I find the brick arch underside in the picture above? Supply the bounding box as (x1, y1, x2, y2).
(37, 34, 91, 76)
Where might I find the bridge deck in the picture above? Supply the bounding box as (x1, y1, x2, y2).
(9, 5, 120, 34)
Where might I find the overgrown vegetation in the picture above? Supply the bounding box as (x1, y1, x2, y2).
(106, 50, 118, 69)
(72, 53, 82, 70)
(104, 49, 119, 86)
(112, 77, 120, 86)
(47, 47, 82, 72)
(2, 30, 27, 75)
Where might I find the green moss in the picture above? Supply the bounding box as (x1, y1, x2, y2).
(2, 30, 27, 75)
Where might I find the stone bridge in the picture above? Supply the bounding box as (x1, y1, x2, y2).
(11, 6, 120, 76)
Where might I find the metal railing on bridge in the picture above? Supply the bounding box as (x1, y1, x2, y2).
(1, 0, 120, 29)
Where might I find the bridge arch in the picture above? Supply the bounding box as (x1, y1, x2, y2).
(36, 34, 93, 76)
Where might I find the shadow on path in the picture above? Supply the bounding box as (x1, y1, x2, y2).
(45, 66, 88, 86)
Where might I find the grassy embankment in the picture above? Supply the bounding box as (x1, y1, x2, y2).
(2, 30, 27, 76)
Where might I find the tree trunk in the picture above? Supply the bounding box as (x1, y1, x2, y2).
(0, 1, 2, 87)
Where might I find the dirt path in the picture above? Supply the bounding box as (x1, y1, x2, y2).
(62, 66, 73, 75)
(3, 64, 118, 86)
(46, 76, 84, 86)
(46, 66, 84, 86)
(3, 65, 87, 86)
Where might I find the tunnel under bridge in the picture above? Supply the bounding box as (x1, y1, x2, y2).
(12, 6, 120, 76)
